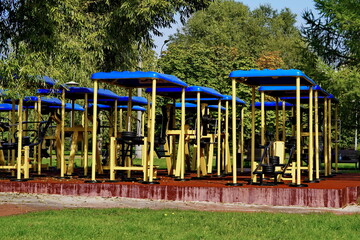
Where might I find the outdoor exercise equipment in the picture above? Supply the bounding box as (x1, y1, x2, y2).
(146, 86, 223, 180)
(229, 69, 317, 187)
(91, 71, 188, 184)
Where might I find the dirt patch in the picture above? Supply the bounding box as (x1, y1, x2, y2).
(0, 192, 359, 216)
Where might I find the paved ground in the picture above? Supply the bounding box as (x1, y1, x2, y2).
(0, 192, 359, 216)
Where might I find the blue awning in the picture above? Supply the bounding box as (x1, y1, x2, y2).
(208, 105, 226, 111)
(88, 104, 146, 111)
(49, 103, 84, 111)
(4, 96, 62, 106)
(185, 95, 246, 105)
(229, 69, 316, 86)
(91, 71, 188, 88)
(281, 95, 339, 104)
(0, 103, 18, 111)
(145, 86, 223, 98)
(250, 101, 294, 110)
(258, 85, 329, 97)
(88, 96, 148, 106)
(38, 87, 119, 100)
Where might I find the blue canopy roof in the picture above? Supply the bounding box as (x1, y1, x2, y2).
(145, 86, 223, 98)
(258, 85, 329, 97)
(185, 95, 246, 105)
(208, 105, 226, 111)
(4, 96, 62, 106)
(251, 101, 294, 110)
(0, 103, 18, 111)
(229, 69, 316, 86)
(118, 105, 146, 111)
(37, 87, 119, 100)
(174, 102, 226, 111)
(281, 95, 339, 104)
(91, 71, 188, 88)
(88, 96, 148, 106)
(49, 103, 84, 111)
(88, 104, 146, 111)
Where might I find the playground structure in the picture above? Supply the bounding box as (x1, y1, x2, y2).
(0, 69, 346, 190)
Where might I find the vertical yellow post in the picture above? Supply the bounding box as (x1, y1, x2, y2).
(217, 99, 222, 176)
(71, 100, 75, 127)
(24, 146, 30, 179)
(295, 77, 302, 186)
(335, 103, 339, 172)
(16, 98, 23, 180)
(90, 80, 98, 182)
(328, 98, 332, 175)
(261, 91, 265, 147)
(324, 98, 328, 176)
(84, 93, 89, 176)
(37, 97, 42, 174)
(251, 86, 256, 182)
(60, 89, 66, 178)
(240, 107, 245, 173)
(180, 88, 186, 179)
(231, 78, 238, 184)
(119, 108, 123, 132)
(114, 100, 118, 138)
(282, 101, 286, 142)
(275, 97, 279, 141)
(11, 100, 16, 174)
(126, 89, 133, 131)
(149, 80, 157, 182)
(196, 91, 201, 177)
(224, 100, 229, 173)
(315, 90, 320, 180)
(110, 137, 115, 180)
(308, 87, 314, 182)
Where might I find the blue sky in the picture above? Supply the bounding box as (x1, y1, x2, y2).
(153, 0, 317, 54)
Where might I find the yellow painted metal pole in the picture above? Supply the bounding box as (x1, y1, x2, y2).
(180, 88, 186, 179)
(196, 91, 201, 177)
(295, 77, 301, 185)
(315, 90, 320, 180)
(149, 80, 157, 182)
(309, 87, 314, 181)
(60, 90, 66, 178)
(275, 97, 279, 141)
(217, 99, 221, 176)
(240, 107, 245, 173)
(225, 100, 229, 173)
(16, 98, 23, 180)
(110, 137, 115, 180)
(84, 93, 89, 176)
(90, 80, 98, 181)
(231, 78, 237, 184)
(282, 101, 286, 142)
(324, 98, 328, 176)
(119, 108, 123, 132)
(328, 98, 332, 175)
(11, 100, 16, 174)
(114, 99, 118, 138)
(251, 86, 256, 182)
(37, 96, 42, 174)
(71, 100, 75, 127)
(335, 103, 339, 172)
(261, 91, 265, 147)
(126, 89, 133, 131)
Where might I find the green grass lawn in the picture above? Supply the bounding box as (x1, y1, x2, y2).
(0, 208, 359, 240)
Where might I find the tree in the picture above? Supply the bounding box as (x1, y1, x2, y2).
(0, 0, 212, 94)
(302, 0, 360, 67)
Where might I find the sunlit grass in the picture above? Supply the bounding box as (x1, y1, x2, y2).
(0, 208, 359, 240)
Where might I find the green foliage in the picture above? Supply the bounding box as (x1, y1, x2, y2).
(0, 208, 360, 239)
(302, 0, 360, 67)
(0, 0, 212, 93)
